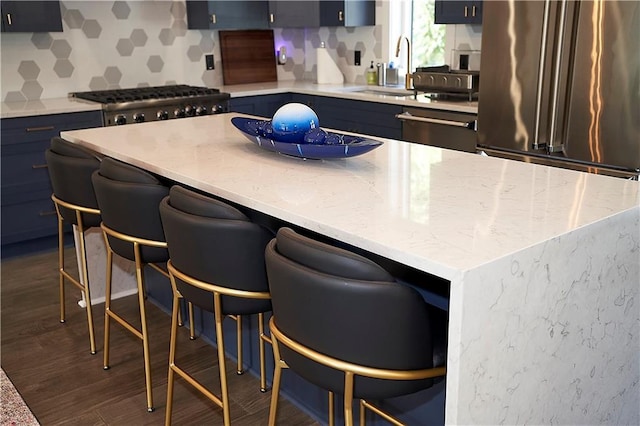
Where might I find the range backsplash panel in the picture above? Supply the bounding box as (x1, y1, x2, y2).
(0, 1, 381, 101)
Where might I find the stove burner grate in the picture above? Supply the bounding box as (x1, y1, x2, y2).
(71, 84, 222, 104)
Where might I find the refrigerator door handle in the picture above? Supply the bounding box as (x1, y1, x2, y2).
(533, 0, 553, 150)
(546, 0, 569, 154)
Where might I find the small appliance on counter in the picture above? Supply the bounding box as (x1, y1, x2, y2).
(411, 65, 479, 101)
(410, 48, 480, 101)
(70, 84, 230, 126)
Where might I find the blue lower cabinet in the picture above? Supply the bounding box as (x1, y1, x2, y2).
(291, 94, 403, 140)
(0, 110, 103, 258)
(229, 93, 293, 119)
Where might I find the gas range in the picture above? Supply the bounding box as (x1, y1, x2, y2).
(69, 84, 230, 126)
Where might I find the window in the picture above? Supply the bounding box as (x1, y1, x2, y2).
(411, 0, 446, 67)
(388, 0, 446, 72)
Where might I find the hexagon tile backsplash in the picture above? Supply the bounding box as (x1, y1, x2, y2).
(0, 1, 381, 102)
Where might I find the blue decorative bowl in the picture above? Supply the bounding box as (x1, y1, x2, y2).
(231, 117, 384, 160)
(271, 103, 320, 143)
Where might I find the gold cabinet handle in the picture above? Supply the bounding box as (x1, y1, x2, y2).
(211, 14, 216, 24)
(338, 10, 343, 21)
(472, 5, 476, 16)
(270, 13, 274, 23)
(26, 125, 55, 132)
(6, 13, 12, 26)
(32, 164, 48, 169)
(464, 6, 468, 17)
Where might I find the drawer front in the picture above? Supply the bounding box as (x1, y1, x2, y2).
(1, 193, 59, 244)
(1, 111, 103, 145)
(1, 141, 52, 191)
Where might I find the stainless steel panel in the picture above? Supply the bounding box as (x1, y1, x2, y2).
(478, 0, 640, 175)
(399, 107, 477, 153)
(561, 1, 640, 170)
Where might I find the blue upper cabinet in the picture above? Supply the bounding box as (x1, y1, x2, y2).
(1, 1, 63, 32)
(319, 0, 375, 27)
(268, 1, 320, 28)
(434, 1, 482, 25)
(186, 1, 269, 30)
(186, 0, 375, 29)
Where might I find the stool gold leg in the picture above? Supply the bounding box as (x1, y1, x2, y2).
(236, 315, 243, 375)
(188, 301, 195, 340)
(77, 224, 96, 355)
(103, 239, 113, 370)
(134, 244, 154, 412)
(214, 294, 231, 426)
(268, 339, 284, 426)
(57, 214, 66, 324)
(165, 293, 181, 426)
(258, 313, 267, 392)
(344, 373, 355, 426)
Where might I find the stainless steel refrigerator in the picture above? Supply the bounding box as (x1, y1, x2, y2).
(477, 0, 640, 178)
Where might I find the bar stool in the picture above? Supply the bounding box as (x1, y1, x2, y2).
(45, 137, 102, 355)
(159, 185, 274, 426)
(91, 157, 193, 412)
(265, 227, 448, 426)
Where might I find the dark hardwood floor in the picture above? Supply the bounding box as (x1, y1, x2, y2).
(1, 247, 320, 425)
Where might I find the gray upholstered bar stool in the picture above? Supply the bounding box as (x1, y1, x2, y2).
(91, 157, 193, 413)
(45, 137, 102, 355)
(159, 185, 274, 426)
(265, 227, 448, 426)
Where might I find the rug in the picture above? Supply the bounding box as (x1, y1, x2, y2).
(1, 367, 39, 426)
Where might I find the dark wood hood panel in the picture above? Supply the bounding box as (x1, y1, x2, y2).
(219, 30, 278, 85)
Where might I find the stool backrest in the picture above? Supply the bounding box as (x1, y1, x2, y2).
(159, 185, 273, 315)
(266, 227, 436, 400)
(91, 157, 169, 263)
(45, 137, 101, 227)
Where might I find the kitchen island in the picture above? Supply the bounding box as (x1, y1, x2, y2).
(61, 113, 639, 425)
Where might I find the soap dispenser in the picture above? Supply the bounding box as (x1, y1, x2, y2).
(366, 61, 377, 85)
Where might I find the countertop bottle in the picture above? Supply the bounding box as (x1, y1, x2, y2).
(366, 61, 377, 85)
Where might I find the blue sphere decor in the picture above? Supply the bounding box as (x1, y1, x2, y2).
(231, 117, 384, 160)
(271, 103, 320, 143)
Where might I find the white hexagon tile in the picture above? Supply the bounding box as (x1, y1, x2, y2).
(1, 1, 381, 101)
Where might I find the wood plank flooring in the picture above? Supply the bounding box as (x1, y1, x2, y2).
(1, 247, 320, 425)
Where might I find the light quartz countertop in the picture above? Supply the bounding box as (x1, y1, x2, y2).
(61, 113, 639, 425)
(1, 80, 477, 119)
(61, 113, 636, 281)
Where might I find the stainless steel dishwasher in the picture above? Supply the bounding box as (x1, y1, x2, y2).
(396, 107, 478, 152)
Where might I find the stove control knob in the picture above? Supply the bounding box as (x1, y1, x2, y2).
(174, 108, 185, 118)
(185, 105, 195, 117)
(195, 106, 208, 116)
(114, 114, 127, 125)
(212, 104, 225, 114)
(157, 110, 169, 120)
(133, 113, 145, 123)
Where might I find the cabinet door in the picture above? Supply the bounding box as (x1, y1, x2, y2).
(186, 0, 269, 30)
(434, 1, 482, 25)
(1, 1, 63, 32)
(268, 1, 320, 28)
(320, 0, 375, 27)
